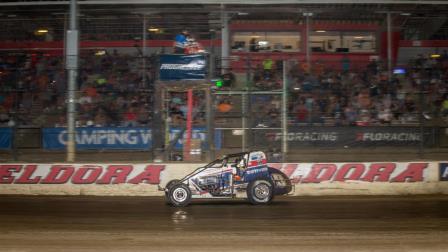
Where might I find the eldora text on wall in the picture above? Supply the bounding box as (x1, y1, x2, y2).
(0, 162, 428, 185)
(270, 162, 429, 183)
(0, 164, 165, 184)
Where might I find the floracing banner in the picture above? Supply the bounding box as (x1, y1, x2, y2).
(0, 162, 429, 186)
(257, 126, 435, 148)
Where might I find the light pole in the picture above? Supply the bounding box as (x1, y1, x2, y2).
(303, 12, 313, 68)
(65, 0, 79, 162)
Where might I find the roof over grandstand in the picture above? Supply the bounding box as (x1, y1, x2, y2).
(1, 0, 448, 5)
(0, 0, 448, 40)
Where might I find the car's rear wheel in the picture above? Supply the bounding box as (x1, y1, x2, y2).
(247, 179, 273, 205)
(168, 183, 192, 207)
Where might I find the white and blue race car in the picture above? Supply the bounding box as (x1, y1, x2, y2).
(161, 151, 293, 207)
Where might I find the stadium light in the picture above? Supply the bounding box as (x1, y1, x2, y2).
(148, 27, 159, 32)
(36, 29, 48, 34)
(95, 50, 106, 56)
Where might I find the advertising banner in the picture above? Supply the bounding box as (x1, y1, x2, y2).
(169, 127, 221, 150)
(440, 163, 448, 181)
(0, 162, 428, 186)
(256, 126, 434, 148)
(159, 54, 206, 80)
(42, 127, 221, 150)
(270, 162, 429, 183)
(0, 164, 164, 185)
(43, 127, 152, 150)
(0, 162, 441, 196)
(0, 127, 12, 149)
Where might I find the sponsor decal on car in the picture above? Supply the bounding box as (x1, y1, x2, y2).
(245, 167, 268, 175)
(440, 163, 448, 181)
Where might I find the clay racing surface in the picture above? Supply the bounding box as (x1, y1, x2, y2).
(0, 195, 447, 251)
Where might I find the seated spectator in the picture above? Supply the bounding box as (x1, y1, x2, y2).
(263, 58, 274, 80)
(217, 99, 233, 113)
(123, 106, 138, 127)
(344, 103, 357, 126)
(249, 38, 259, 52)
(137, 106, 151, 126)
(0, 106, 9, 126)
(295, 101, 308, 123)
(78, 91, 92, 105)
(377, 106, 393, 125)
(357, 109, 371, 126)
(94, 111, 109, 127)
(442, 95, 448, 117)
(221, 70, 236, 89)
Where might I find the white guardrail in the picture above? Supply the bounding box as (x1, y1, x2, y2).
(0, 162, 447, 196)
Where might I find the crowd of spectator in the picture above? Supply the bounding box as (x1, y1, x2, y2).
(1, 50, 448, 129)
(0, 50, 156, 127)
(285, 52, 448, 126)
(215, 52, 448, 127)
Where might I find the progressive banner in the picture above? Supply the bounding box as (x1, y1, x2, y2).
(159, 54, 206, 80)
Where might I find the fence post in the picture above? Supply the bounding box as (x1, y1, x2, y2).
(282, 60, 288, 162)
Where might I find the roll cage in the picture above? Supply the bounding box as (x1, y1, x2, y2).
(173, 152, 251, 185)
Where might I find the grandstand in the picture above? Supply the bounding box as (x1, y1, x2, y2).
(0, 0, 447, 162)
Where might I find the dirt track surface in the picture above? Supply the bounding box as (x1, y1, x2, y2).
(0, 196, 448, 252)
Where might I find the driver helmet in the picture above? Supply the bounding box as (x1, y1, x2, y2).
(238, 154, 248, 168)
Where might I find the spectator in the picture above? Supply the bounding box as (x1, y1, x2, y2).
(123, 106, 138, 127)
(217, 99, 233, 113)
(174, 30, 189, 54)
(442, 95, 448, 117)
(221, 70, 236, 89)
(262, 58, 274, 80)
(249, 38, 259, 52)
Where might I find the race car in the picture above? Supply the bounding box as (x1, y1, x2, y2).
(160, 151, 293, 207)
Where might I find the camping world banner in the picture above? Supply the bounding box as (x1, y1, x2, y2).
(0, 128, 12, 149)
(42, 127, 221, 150)
(43, 127, 152, 150)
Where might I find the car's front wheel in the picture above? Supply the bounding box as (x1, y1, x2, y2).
(164, 179, 181, 204)
(247, 179, 274, 205)
(168, 183, 192, 207)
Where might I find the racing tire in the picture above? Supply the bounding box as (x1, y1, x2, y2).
(168, 183, 192, 207)
(247, 179, 274, 205)
(164, 179, 181, 204)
